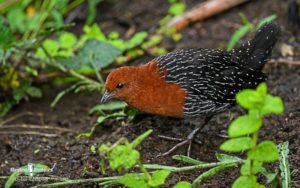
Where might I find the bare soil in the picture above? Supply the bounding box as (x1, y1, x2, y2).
(0, 0, 299, 187)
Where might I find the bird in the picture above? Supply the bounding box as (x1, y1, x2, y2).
(101, 23, 280, 156)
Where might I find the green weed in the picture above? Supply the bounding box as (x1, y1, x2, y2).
(220, 83, 285, 187)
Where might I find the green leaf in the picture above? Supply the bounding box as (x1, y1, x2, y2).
(220, 137, 253, 152)
(193, 163, 236, 185)
(86, 0, 104, 25)
(238, 12, 251, 26)
(96, 112, 127, 124)
(0, 101, 13, 117)
(78, 39, 121, 70)
(228, 113, 262, 137)
(25, 86, 42, 98)
(42, 39, 60, 57)
(126, 31, 148, 50)
(172, 155, 204, 165)
(216, 153, 243, 163)
(232, 175, 257, 188)
(90, 145, 97, 154)
(169, 3, 186, 16)
(0, 16, 13, 48)
(83, 24, 106, 41)
(109, 145, 140, 171)
(248, 141, 279, 162)
(89, 101, 127, 115)
(241, 159, 262, 175)
(173, 181, 192, 188)
(7, 8, 26, 33)
(236, 89, 262, 110)
(59, 32, 77, 49)
(260, 167, 278, 184)
(141, 35, 163, 49)
(256, 15, 277, 30)
(117, 173, 148, 188)
(227, 24, 253, 51)
(5, 172, 20, 188)
(148, 170, 171, 187)
(256, 83, 267, 98)
(278, 142, 291, 188)
(261, 95, 284, 116)
(131, 129, 153, 148)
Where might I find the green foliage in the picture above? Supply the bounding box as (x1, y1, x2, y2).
(173, 181, 192, 188)
(227, 14, 277, 51)
(0, 16, 13, 48)
(247, 141, 279, 162)
(92, 130, 172, 188)
(89, 101, 127, 115)
(172, 155, 204, 165)
(220, 83, 284, 188)
(0, 0, 185, 117)
(99, 130, 152, 171)
(168, 0, 186, 16)
(78, 39, 121, 70)
(220, 137, 254, 152)
(94, 131, 244, 188)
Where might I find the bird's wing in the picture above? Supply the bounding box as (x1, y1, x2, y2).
(155, 48, 266, 117)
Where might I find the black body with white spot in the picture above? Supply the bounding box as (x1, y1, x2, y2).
(155, 23, 280, 118)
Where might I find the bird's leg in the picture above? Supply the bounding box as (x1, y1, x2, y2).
(158, 116, 212, 157)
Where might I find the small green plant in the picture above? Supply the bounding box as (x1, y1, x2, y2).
(94, 130, 172, 188)
(227, 13, 277, 51)
(220, 83, 284, 187)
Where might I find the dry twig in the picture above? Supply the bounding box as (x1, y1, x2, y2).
(0, 124, 74, 133)
(0, 131, 57, 137)
(0, 112, 44, 126)
(269, 58, 300, 66)
(168, 0, 249, 30)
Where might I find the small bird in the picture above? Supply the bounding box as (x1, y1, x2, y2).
(101, 23, 280, 156)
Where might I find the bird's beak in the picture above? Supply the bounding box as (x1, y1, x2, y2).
(101, 90, 113, 103)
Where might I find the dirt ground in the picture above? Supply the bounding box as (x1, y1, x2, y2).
(0, 0, 299, 187)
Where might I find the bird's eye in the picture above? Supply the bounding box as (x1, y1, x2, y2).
(116, 83, 124, 89)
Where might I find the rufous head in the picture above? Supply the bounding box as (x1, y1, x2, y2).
(101, 66, 140, 103)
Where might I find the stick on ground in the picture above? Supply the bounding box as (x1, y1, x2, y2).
(168, 0, 249, 31)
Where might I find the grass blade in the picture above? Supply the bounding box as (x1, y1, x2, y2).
(256, 14, 277, 30)
(172, 155, 204, 165)
(278, 142, 291, 188)
(144, 164, 179, 172)
(5, 172, 20, 188)
(192, 163, 236, 185)
(227, 24, 253, 51)
(216, 153, 243, 163)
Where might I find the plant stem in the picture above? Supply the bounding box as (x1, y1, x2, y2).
(138, 161, 152, 181)
(249, 131, 259, 175)
(30, 176, 119, 188)
(144, 160, 242, 173)
(252, 131, 258, 147)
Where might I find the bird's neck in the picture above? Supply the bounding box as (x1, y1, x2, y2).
(125, 61, 187, 118)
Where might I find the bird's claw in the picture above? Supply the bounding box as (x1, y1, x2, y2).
(157, 139, 190, 157)
(157, 127, 202, 157)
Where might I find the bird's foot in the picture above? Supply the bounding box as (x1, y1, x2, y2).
(157, 127, 202, 157)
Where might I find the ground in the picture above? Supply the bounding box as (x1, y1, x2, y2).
(0, 0, 300, 187)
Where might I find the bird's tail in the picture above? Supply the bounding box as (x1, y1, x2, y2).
(231, 23, 280, 70)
